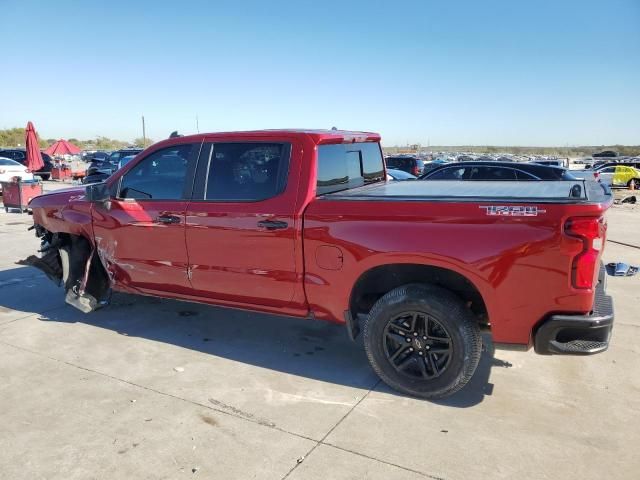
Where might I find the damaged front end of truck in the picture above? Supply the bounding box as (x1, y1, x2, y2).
(19, 188, 111, 313)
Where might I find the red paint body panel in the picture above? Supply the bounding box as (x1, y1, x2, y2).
(92, 199, 192, 293)
(30, 187, 93, 239)
(302, 199, 608, 344)
(27, 130, 611, 348)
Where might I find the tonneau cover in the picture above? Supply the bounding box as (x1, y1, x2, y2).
(322, 179, 611, 204)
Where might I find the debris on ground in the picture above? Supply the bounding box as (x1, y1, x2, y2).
(174, 367, 185, 372)
(614, 195, 637, 205)
(606, 262, 639, 277)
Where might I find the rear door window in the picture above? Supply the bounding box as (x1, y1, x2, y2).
(204, 142, 290, 201)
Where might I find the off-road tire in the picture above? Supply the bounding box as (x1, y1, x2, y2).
(364, 283, 482, 399)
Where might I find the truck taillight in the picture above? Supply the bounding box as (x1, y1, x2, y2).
(565, 216, 605, 289)
(593, 171, 600, 181)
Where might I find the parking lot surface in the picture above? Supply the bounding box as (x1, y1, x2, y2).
(1, 187, 639, 479)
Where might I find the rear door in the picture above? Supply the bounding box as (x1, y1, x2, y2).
(184, 139, 300, 307)
(92, 142, 200, 294)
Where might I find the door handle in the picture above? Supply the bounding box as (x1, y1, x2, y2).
(257, 219, 288, 230)
(155, 214, 181, 224)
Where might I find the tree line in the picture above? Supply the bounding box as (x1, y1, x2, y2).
(385, 144, 640, 157)
(0, 128, 153, 150)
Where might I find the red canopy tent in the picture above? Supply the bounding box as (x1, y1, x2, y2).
(25, 121, 44, 172)
(44, 139, 81, 156)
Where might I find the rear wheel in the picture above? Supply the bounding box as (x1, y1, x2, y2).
(627, 178, 639, 189)
(363, 284, 481, 399)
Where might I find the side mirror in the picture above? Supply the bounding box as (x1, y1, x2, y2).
(85, 182, 110, 203)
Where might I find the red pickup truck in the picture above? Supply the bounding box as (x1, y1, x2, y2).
(23, 130, 614, 398)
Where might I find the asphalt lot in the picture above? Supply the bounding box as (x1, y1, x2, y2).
(0, 182, 639, 479)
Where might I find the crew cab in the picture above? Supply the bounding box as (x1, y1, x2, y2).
(22, 130, 615, 399)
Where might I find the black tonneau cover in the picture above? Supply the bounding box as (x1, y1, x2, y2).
(322, 180, 611, 205)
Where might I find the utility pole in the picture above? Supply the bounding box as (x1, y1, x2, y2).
(196, 115, 200, 133)
(141, 115, 146, 147)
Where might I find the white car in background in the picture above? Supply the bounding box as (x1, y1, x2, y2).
(0, 157, 35, 191)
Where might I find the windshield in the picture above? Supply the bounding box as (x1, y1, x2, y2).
(0, 158, 21, 166)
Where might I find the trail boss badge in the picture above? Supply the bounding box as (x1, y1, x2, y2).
(480, 205, 546, 216)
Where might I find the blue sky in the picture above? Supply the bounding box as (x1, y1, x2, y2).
(2, 0, 638, 146)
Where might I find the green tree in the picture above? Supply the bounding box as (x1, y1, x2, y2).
(132, 137, 154, 148)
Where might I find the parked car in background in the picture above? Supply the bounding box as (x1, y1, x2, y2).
(386, 168, 416, 181)
(0, 157, 35, 190)
(532, 159, 569, 168)
(117, 155, 136, 170)
(107, 148, 142, 166)
(422, 159, 449, 174)
(84, 149, 143, 184)
(421, 161, 578, 181)
(83, 154, 139, 184)
(593, 150, 618, 158)
(0, 149, 54, 180)
(595, 165, 640, 188)
(592, 160, 640, 171)
(385, 156, 423, 176)
(89, 151, 110, 162)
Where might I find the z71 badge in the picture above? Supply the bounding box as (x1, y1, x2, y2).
(480, 205, 546, 216)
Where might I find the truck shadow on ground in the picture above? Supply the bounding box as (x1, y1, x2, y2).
(0, 269, 511, 408)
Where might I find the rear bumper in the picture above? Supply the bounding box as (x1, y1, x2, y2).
(534, 266, 614, 355)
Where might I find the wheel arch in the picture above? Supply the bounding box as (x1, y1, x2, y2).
(348, 262, 490, 333)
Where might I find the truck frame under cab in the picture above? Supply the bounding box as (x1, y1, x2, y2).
(23, 130, 615, 398)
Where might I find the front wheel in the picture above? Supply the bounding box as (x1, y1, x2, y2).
(363, 284, 482, 399)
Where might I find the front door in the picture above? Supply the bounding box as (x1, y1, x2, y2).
(92, 142, 200, 294)
(184, 140, 299, 307)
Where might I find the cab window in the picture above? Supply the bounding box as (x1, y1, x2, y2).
(119, 144, 196, 200)
(317, 142, 385, 195)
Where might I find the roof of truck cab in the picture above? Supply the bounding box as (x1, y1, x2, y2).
(155, 129, 381, 147)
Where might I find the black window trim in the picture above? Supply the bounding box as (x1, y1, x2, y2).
(190, 141, 292, 203)
(114, 141, 202, 202)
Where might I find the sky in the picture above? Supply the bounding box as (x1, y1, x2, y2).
(1, 0, 639, 146)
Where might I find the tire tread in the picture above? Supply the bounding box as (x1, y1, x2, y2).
(363, 283, 482, 399)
